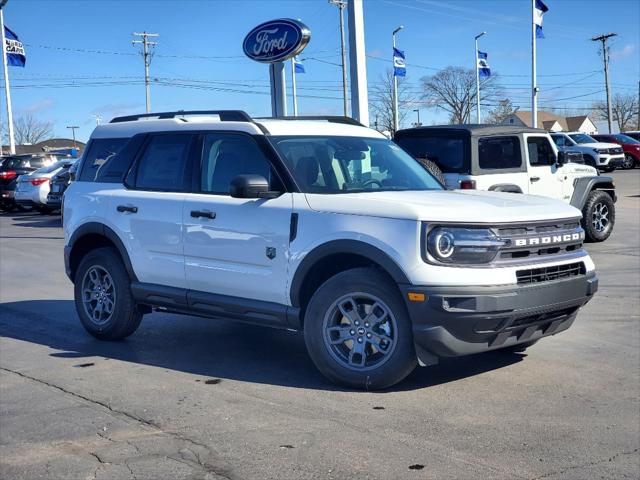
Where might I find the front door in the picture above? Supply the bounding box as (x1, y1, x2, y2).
(183, 132, 293, 305)
(525, 135, 564, 199)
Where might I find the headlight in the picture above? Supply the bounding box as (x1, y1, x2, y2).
(595, 148, 608, 154)
(426, 227, 505, 264)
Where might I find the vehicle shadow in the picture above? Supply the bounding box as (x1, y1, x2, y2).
(0, 300, 524, 392)
(10, 214, 62, 228)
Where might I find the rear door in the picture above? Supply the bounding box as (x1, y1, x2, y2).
(107, 133, 196, 289)
(525, 134, 564, 199)
(182, 132, 293, 305)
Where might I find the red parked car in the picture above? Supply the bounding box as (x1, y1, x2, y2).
(591, 133, 640, 169)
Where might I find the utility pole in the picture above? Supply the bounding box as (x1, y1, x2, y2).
(475, 31, 486, 124)
(392, 25, 403, 133)
(132, 31, 159, 114)
(591, 33, 617, 133)
(92, 114, 102, 126)
(66, 126, 79, 148)
(413, 109, 420, 126)
(329, 0, 349, 117)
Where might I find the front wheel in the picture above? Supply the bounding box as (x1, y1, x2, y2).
(582, 190, 615, 242)
(622, 154, 635, 170)
(304, 268, 417, 390)
(74, 247, 143, 340)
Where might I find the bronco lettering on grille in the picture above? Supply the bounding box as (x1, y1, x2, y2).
(513, 232, 583, 247)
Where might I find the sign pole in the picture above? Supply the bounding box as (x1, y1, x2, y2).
(290, 58, 298, 116)
(1, 7, 16, 154)
(347, 0, 369, 126)
(269, 62, 287, 118)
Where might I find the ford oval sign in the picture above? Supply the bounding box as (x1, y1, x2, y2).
(243, 19, 311, 64)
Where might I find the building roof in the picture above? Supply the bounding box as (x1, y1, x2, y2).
(512, 110, 569, 130)
(396, 124, 545, 137)
(565, 115, 593, 131)
(2, 138, 85, 155)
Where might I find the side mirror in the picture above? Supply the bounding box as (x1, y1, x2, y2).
(556, 151, 566, 166)
(229, 174, 280, 199)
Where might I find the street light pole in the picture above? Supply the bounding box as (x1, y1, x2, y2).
(330, 0, 349, 116)
(413, 108, 420, 126)
(66, 126, 79, 148)
(475, 31, 486, 124)
(392, 25, 403, 133)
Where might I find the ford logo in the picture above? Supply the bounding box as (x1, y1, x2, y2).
(243, 18, 311, 64)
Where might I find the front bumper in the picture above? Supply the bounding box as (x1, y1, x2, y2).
(400, 272, 597, 362)
(598, 154, 624, 167)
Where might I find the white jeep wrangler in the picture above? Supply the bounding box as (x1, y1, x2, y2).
(64, 112, 598, 389)
(395, 125, 617, 243)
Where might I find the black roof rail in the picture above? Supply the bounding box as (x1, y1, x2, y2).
(110, 110, 253, 124)
(257, 115, 364, 127)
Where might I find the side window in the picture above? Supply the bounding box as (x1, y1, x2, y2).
(563, 135, 574, 146)
(527, 137, 557, 166)
(478, 136, 522, 169)
(396, 136, 466, 172)
(201, 133, 274, 194)
(134, 134, 193, 191)
(552, 136, 564, 147)
(78, 138, 128, 182)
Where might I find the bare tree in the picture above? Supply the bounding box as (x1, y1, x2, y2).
(421, 66, 500, 124)
(486, 98, 518, 124)
(369, 69, 416, 135)
(13, 114, 55, 145)
(592, 93, 639, 132)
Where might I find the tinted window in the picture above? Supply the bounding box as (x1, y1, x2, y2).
(273, 136, 442, 193)
(551, 135, 564, 147)
(569, 134, 596, 144)
(78, 138, 128, 181)
(134, 134, 192, 191)
(395, 136, 466, 172)
(527, 137, 556, 166)
(201, 133, 273, 194)
(478, 136, 522, 169)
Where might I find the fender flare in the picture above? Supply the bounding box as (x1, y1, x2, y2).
(489, 184, 523, 194)
(570, 176, 616, 209)
(68, 222, 137, 281)
(289, 240, 410, 308)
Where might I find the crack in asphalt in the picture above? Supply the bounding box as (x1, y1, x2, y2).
(529, 447, 640, 479)
(0, 366, 235, 480)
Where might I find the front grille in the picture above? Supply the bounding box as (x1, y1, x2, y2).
(516, 262, 585, 285)
(496, 221, 584, 262)
(609, 147, 623, 155)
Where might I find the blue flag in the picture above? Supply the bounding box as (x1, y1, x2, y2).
(534, 0, 549, 39)
(477, 50, 490, 77)
(4, 26, 26, 67)
(294, 57, 305, 74)
(393, 47, 406, 77)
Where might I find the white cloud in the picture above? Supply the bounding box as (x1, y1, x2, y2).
(610, 44, 636, 60)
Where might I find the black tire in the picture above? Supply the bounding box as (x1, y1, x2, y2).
(622, 154, 635, 170)
(583, 155, 596, 168)
(582, 190, 615, 243)
(303, 268, 417, 390)
(74, 247, 143, 340)
(35, 206, 52, 215)
(601, 165, 616, 173)
(500, 340, 538, 353)
(416, 157, 447, 186)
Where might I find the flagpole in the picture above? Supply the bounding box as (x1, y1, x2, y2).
(392, 25, 403, 133)
(0, 7, 15, 154)
(531, 0, 537, 129)
(291, 58, 298, 116)
(475, 32, 486, 124)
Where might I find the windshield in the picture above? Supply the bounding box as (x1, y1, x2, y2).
(614, 134, 640, 144)
(272, 136, 443, 193)
(569, 134, 597, 144)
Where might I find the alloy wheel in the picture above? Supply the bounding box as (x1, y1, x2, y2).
(623, 154, 634, 169)
(81, 265, 116, 325)
(592, 202, 609, 233)
(322, 293, 398, 371)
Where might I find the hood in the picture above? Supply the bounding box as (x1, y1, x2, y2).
(304, 190, 581, 223)
(579, 142, 620, 149)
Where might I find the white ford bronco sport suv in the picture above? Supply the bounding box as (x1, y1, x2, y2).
(395, 125, 617, 243)
(64, 111, 598, 389)
(550, 131, 624, 172)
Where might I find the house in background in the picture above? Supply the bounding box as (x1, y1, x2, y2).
(502, 110, 598, 134)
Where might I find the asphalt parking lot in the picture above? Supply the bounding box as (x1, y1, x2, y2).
(1, 170, 639, 480)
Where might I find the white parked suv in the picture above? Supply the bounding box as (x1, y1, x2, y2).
(550, 131, 624, 172)
(63, 111, 598, 389)
(395, 125, 617, 242)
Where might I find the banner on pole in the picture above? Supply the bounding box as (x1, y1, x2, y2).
(477, 51, 491, 78)
(393, 47, 406, 77)
(534, 0, 549, 39)
(4, 26, 26, 67)
(294, 56, 305, 74)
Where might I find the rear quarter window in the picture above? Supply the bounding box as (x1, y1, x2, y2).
(478, 136, 522, 170)
(78, 138, 128, 182)
(395, 135, 467, 173)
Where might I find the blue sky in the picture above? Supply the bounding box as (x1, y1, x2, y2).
(3, 0, 639, 141)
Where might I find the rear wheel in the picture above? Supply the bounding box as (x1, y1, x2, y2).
(416, 157, 446, 186)
(304, 268, 417, 390)
(74, 247, 143, 340)
(582, 190, 615, 242)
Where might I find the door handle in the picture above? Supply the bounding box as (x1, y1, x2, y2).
(190, 210, 216, 219)
(117, 204, 138, 213)
(530, 176, 540, 183)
